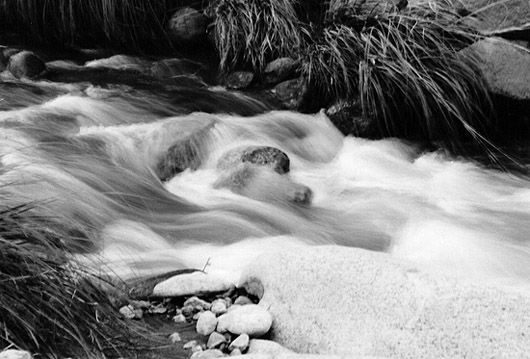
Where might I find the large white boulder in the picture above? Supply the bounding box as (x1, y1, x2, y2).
(240, 246, 530, 358)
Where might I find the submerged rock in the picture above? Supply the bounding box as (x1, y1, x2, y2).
(217, 304, 273, 336)
(168, 7, 208, 42)
(217, 146, 290, 174)
(461, 37, 530, 100)
(152, 271, 233, 297)
(8, 51, 46, 79)
(224, 71, 255, 90)
(263, 58, 299, 85)
(241, 246, 530, 357)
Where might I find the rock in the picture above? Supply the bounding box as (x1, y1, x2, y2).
(211, 298, 229, 315)
(7, 51, 46, 79)
(248, 339, 293, 355)
(182, 305, 196, 317)
(230, 349, 242, 356)
(214, 164, 313, 206)
(227, 304, 242, 312)
(264, 58, 299, 85)
(184, 296, 212, 311)
(192, 345, 205, 353)
(149, 303, 167, 314)
(129, 300, 151, 309)
(461, 37, 530, 100)
(193, 312, 203, 320)
(191, 349, 225, 359)
(241, 246, 530, 357)
(234, 296, 253, 306)
(119, 305, 143, 319)
(0, 350, 32, 359)
(197, 311, 218, 336)
(84, 54, 147, 71)
(224, 71, 254, 90)
(272, 78, 308, 110)
(168, 7, 208, 42)
(207, 332, 228, 349)
(184, 340, 200, 350)
(329, 0, 403, 17)
(152, 271, 233, 297)
(325, 100, 376, 137)
(216, 304, 272, 337)
(229, 333, 250, 352)
(173, 313, 187, 323)
(170, 332, 182, 343)
(217, 146, 290, 174)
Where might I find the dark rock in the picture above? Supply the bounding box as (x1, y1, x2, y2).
(7, 51, 46, 79)
(272, 78, 308, 110)
(461, 37, 530, 100)
(150, 58, 203, 79)
(290, 184, 313, 206)
(263, 57, 299, 85)
(328, 0, 401, 17)
(224, 71, 254, 90)
(168, 7, 208, 43)
(0, 47, 21, 71)
(326, 100, 377, 137)
(218, 146, 290, 174)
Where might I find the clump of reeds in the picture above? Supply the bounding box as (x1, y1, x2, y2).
(209, 0, 305, 72)
(0, 198, 134, 358)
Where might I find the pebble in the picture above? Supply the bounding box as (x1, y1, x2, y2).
(184, 296, 212, 311)
(211, 299, 228, 315)
(119, 305, 143, 319)
(229, 334, 250, 352)
(169, 332, 182, 343)
(0, 350, 32, 359)
(217, 305, 272, 336)
(196, 311, 218, 336)
(129, 300, 151, 309)
(190, 349, 225, 359)
(183, 340, 199, 350)
(207, 332, 227, 349)
(234, 296, 253, 306)
(149, 303, 167, 314)
(173, 313, 187, 323)
(191, 345, 204, 353)
(152, 272, 233, 297)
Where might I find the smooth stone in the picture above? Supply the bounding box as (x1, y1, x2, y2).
(234, 296, 253, 305)
(152, 271, 233, 297)
(184, 340, 200, 350)
(241, 246, 530, 357)
(247, 339, 293, 355)
(263, 57, 299, 85)
(207, 332, 228, 349)
(461, 37, 530, 100)
(272, 78, 308, 109)
(211, 298, 229, 315)
(7, 51, 46, 79)
(230, 349, 242, 356)
(197, 311, 218, 336)
(190, 349, 225, 359)
(224, 71, 254, 90)
(0, 350, 32, 359)
(217, 146, 290, 174)
(229, 333, 250, 352)
(184, 296, 212, 311)
(84, 54, 147, 71)
(216, 304, 272, 336)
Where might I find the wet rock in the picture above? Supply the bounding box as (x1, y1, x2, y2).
(211, 298, 229, 315)
(150, 58, 203, 79)
(217, 146, 290, 174)
(224, 71, 254, 90)
(216, 304, 272, 336)
(234, 296, 253, 306)
(272, 78, 308, 110)
(247, 339, 293, 355)
(0, 350, 32, 359)
(168, 7, 208, 42)
(7, 51, 46, 79)
(191, 349, 225, 359)
(197, 311, 218, 336)
(264, 58, 299, 85)
(325, 100, 376, 137)
(229, 334, 250, 352)
(119, 304, 143, 319)
(185, 296, 212, 311)
(461, 37, 530, 100)
(241, 246, 530, 357)
(207, 332, 228, 349)
(85, 54, 147, 71)
(152, 271, 233, 297)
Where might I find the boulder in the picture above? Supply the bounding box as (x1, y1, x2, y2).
(272, 78, 308, 110)
(263, 58, 299, 85)
(152, 271, 233, 297)
(197, 311, 218, 336)
(217, 146, 290, 174)
(216, 304, 273, 336)
(7, 51, 46, 79)
(168, 7, 208, 42)
(0, 351, 32, 359)
(240, 246, 530, 357)
(224, 71, 255, 90)
(461, 37, 530, 100)
(325, 100, 377, 137)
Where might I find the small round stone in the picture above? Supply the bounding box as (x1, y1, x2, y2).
(196, 311, 218, 336)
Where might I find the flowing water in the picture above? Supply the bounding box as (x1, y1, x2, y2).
(1, 53, 530, 294)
